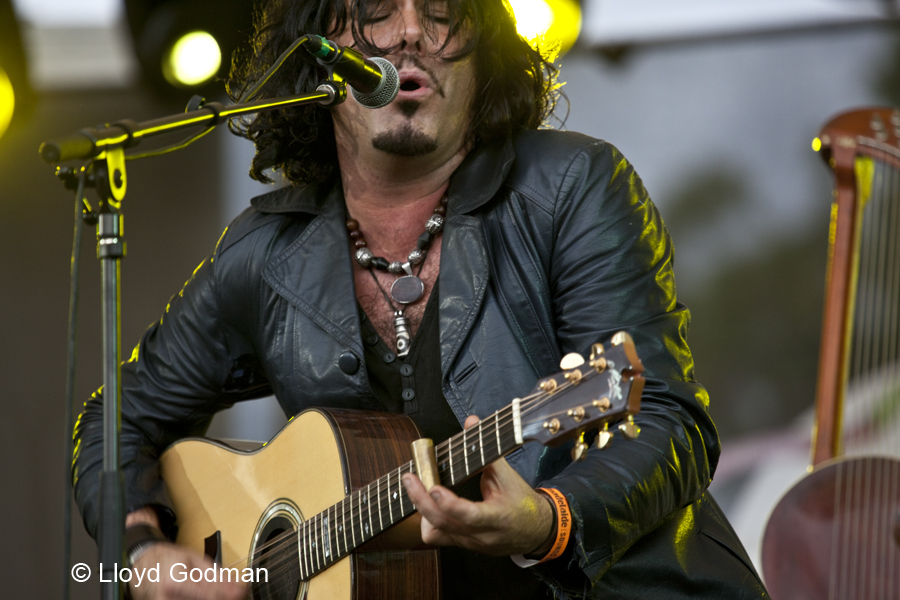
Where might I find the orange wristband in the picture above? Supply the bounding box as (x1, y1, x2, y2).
(536, 487, 571, 563)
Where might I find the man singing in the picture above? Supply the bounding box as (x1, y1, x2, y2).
(73, 0, 769, 598)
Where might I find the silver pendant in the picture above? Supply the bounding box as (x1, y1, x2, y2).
(394, 310, 411, 357)
(391, 276, 425, 304)
(391, 262, 425, 304)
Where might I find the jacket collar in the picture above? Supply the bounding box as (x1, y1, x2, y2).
(256, 138, 517, 375)
(250, 138, 516, 216)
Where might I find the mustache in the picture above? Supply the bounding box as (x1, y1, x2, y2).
(393, 55, 446, 98)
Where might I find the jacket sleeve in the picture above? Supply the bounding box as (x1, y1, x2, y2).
(532, 140, 719, 594)
(72, 225, 270, 539)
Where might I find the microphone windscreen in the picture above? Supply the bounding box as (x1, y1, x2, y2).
(351, 57, 399, 109)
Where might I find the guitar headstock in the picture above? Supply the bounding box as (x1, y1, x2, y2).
(518, 331, 644, 457)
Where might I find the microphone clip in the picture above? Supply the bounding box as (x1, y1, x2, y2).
(315, 80, 348, 108)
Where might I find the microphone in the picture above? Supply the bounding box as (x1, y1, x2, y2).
(303, 35, 399, 109)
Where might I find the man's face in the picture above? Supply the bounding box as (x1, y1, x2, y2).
(331, 0, 476, 159)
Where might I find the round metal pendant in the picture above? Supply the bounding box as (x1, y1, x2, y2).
(391, 276, 425, 304)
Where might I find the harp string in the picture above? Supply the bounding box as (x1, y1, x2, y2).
(833, 155, 900, 599)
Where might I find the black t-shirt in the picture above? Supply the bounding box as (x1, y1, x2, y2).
(359, 282, 547, 600)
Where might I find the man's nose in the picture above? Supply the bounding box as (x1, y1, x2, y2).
(398, 5, 424, 53)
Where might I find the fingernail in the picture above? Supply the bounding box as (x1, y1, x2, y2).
(430, 490, 441, 503)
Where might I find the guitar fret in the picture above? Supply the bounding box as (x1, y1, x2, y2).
(478, 422, 485, 469)
(350, 493, 357, 548)
(341, 496, 348, 556)
(314, 515, 321, 571)
(302, 520, 310, 579)
(494, 413, 502, 456)
(388, 471, 394, 523)
(324, 509, 331, 562)
(377, 477, 384, 532)
(397, 466, 405, 518)
(366, 485, 373, 538)
(448, 436, 455, 485)
(463, 428, 469, 476)
(297, 523, 304, 580)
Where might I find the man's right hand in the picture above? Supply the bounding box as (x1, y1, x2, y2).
(129, 542, 247, 600)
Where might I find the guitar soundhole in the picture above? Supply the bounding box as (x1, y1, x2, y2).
(250, 509, 305, 600)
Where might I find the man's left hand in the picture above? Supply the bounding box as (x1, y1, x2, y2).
(402, 416, 555, 557)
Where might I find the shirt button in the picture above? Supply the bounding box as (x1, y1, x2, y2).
(402, 388, 416, 401)
(400, 364, 414, 377)
(383, 352, 396, 364)
(338, 351, 360, 375)
(366, 334, 379, 346)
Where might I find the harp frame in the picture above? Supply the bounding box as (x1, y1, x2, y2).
(811, 106, 900, 465)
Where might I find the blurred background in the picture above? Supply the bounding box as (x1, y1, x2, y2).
(1, 0, 898, 597)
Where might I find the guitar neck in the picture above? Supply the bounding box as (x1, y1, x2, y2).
(292, 403, 523, 580)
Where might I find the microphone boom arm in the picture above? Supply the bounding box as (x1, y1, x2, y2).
(39, 82, 346, 164)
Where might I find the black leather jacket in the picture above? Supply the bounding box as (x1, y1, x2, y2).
(74, 130, 768, 599)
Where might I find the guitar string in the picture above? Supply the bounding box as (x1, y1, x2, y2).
(238, 405, 531, 597)
(219, 403, 525, 577)
(239, 366, 637, 600)
(224, 365, 627, 586)
(257, 365, 620, 577)
(226, 395, 532, 569)
(247, 372, 585, 566)
(234, 404, 527, 581)
(256, 371, 619, 590)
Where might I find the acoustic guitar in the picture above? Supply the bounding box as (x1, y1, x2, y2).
(160, 332, 645, 600)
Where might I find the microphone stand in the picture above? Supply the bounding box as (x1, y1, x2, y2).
(45, 79, 347, 600)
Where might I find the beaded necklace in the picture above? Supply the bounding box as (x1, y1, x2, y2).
(347, 196, 447, 356)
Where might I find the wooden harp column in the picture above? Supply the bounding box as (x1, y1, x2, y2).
(813, 107, 900, 464)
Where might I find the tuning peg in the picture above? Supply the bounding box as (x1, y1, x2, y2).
(567, 406, 586, 422)
(560, 352, 585, 370)
(589, 343, 607, 372)
(592, 397, 610, 413)
(596, 423, 614, 449)
(564, 368, 583, 384)
(571, 441, 589, 462)
(618, 416, 640, 440)
(612, 331, 633, 346)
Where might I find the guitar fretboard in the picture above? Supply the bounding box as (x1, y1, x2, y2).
(256, 403, 523, 581)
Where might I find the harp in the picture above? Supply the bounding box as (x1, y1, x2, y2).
(762, 108, 900, 599)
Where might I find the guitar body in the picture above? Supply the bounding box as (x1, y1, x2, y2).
(762, 456, 900, 600)
(160, 408, 440, 600)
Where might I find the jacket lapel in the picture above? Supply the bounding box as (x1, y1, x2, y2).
(260, 186, 363, 355)
(438, 140, 516, 375)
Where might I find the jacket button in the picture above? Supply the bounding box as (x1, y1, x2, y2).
(338, 351, 360, 375)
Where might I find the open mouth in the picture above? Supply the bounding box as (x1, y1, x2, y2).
(400, 80, 422, 92)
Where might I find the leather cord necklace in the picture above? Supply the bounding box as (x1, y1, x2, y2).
(347, 196, 447, 356)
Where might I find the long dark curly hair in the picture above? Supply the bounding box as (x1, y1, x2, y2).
(227, 0, 559, 185)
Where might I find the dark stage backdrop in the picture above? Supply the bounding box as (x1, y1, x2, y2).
(0, 88, 228, 599)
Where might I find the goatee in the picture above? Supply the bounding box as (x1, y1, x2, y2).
(372, 122, 438, 157)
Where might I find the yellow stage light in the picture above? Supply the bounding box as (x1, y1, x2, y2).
(163, 31, 222, 87)
(507, 0, 582, 59)
(812, 137, 822, 152)
(0, 67, 14, 140)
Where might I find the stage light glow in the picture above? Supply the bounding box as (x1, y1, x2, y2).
(0, 66, 14, 140)
(507, 0, 582, 59)
(812, 137, 822, 152)
(163, 31, 221, 86)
